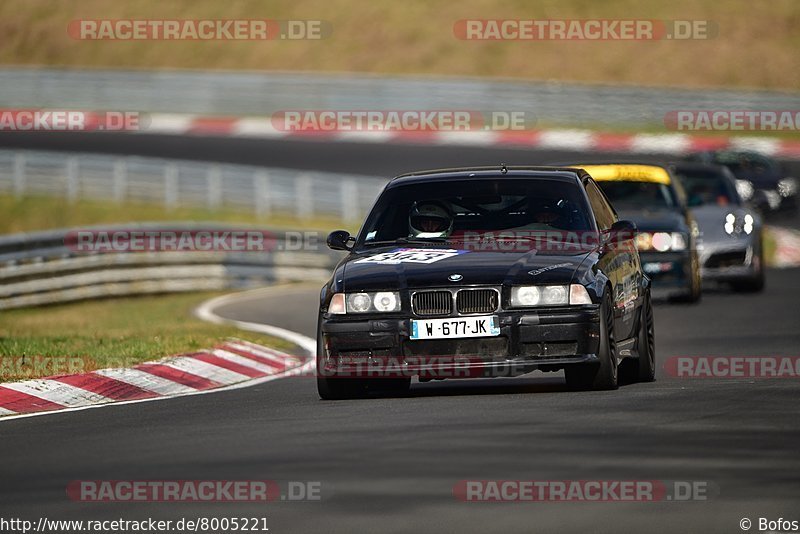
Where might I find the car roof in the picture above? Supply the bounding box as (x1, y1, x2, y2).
(670, 161, 729, 174)
(389, 166, 588, 187)
(563, 163, 672, 185)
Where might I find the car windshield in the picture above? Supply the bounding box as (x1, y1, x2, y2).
(356, 177, 594, 248)
(596, 181, 677, 210)
(710, 152, 778, 177)
(674, 169, 740, 207)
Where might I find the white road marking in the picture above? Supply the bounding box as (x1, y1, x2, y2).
(95, 368, 197, 395)
(211, 349, 283, 374)
(159, 356, 254, 384)
(143, 113, 195, 134)
(629, 134, 691, 154)
(231, 119, 289, 138)
(1, 379, 113, 407)
(537, 129, 594, 150)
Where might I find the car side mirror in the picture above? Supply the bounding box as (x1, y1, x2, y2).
(327, 230, 353, 251)
(606, 220, 638, 245)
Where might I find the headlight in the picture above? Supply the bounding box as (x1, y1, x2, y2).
(511, 286, 541, 306)
(511, 284, 590, 307)
(373, 292, 399, 312)
(651, 232, 672, 252)
(743, 213, 754, 234)
(725, 213, 756, 236)
(349, 293, 372, 312)
(736, 179, 754, 201)
(329, 292, 401, 314)
(637, 232, 687, 252)
(778, 177, 797, 198)
(670, 233, 687, 251)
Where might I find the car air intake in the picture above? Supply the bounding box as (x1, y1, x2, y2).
(412, 291, 452, 316)
(456, 289, 498, 314)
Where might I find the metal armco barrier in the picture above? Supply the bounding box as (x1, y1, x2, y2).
(0, 223, 343, 310)
(0, 149, 388, 223)
(1, 68, 798, 128)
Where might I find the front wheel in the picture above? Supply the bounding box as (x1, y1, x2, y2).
(731, 248, 765, 293)
(316, 323, 411, 399)
(671, 253, 701, 303)
(565, 292, 618, 391)
(636, 291, 656, 382)
(316, 323, 365, 400)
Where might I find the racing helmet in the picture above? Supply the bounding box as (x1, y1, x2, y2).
(408, 201, 453, 238)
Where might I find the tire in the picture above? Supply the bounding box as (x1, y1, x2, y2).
(316, 323, 410, 399)
(316, 323, 367, 400)
(731, 248, 765, 293)
(670, 252, 701, 303)
(636, 291, 656, 382)
(565, 292, 618, 391)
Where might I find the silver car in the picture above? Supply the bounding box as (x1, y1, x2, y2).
(671, 162, 764, 292)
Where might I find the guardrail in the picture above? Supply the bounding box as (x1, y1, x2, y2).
(0, 223, 342, 310)
(2, 68, 799, 128)
(0, 149, 388, 223)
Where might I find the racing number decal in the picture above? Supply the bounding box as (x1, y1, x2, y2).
(355, 248, 467, 265)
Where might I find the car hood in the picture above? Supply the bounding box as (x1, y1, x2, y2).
(340, 246, 594, 291)
(616, 208, 688, 233)
(690, 204, 758, 243)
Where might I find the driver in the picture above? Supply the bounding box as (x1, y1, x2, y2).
(530, 198, 565, 227)
(408, 201, 453, 238)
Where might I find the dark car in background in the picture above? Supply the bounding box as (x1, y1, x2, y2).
(318, 166, 655, 399)
(670, 162, 765, 292)
(571, 163, 702, 303)
(687, 150, 798, 215)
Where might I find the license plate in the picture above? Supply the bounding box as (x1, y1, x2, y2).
(410, 315, 500, 340)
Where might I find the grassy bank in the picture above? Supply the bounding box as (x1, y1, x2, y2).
(0, 194, 356, 235)
(1, 0, 798, 90)
(0, 291, 295, 382)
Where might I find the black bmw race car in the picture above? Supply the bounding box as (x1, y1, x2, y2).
(317, 166, 655, 399)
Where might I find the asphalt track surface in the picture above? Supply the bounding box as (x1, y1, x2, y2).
(1, 134, 799, 533)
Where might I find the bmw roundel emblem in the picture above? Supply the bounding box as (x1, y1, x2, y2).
(448, 273, 463, 282)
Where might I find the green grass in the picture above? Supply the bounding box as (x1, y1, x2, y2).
(0, 291, 296, 382)
(1, 0, 798, 91)
(0, 194, 358, 235)
(763, 227, 777, 266)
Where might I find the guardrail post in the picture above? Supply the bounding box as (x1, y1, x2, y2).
(295, 174, 313, 220)
(164, 163, 178, 209)
(113, 158, 127, 203)
(341, 178, 359, 223)
(13, 152, 26, 198)
(207, 165, 222, 209)
(254, 170, 270, 218)
(66, 157, 79, 203)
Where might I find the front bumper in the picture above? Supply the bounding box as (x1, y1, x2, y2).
(639, 251, 693, 298)
(699, 242, 757, 282)
(320, 307, 601, 379)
